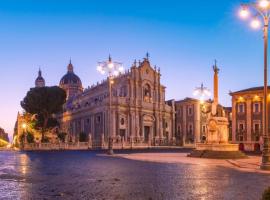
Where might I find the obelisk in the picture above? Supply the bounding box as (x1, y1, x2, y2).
(212, 60, 219, 116)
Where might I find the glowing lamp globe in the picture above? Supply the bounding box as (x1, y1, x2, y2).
(113, 70, 119, 76)
(239, 7, 249, 19)
(250, 18, 261, 29)
(108, 62, 114, 69)
(259, 0, 270, 8)
(22, 123, 27, 129)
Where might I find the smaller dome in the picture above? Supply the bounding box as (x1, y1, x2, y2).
(35, 69, 45, 87)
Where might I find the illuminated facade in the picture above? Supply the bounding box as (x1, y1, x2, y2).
(230, 87, 266, 151)
(58, 56, 175, 147)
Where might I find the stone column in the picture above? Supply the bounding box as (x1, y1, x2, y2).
(194, 103, 201, 143)
(91, 116, 94, 140)
(127, 113, 130, 139)
(182, 105, 187, 145)
(81, 118, 84, 133)
(246, 98, 252, 142)
(155, 112, 160, 138)
(212, 62, 219, 116)
(232, 99, 237, 143)
(159, 116, 163, 138)
(112, 111, 116, 137)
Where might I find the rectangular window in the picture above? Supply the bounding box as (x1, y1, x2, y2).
(96, 116, 101, 124)
(253, 103, 260, 113)
(254, 123, 260, 131)
(188, 106, 193, 116)
(188, 124, 193, 134)
(238, 123, 244, 131)
(238, 103, 245, 113)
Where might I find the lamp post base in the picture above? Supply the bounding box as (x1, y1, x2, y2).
(107, 148, 114, 155)
(261, 137, 270, 170)
(107, 137, 114, 155)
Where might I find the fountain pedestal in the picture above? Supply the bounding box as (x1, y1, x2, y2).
(189, 115, 245, 159)
(196, 117, 239, 152)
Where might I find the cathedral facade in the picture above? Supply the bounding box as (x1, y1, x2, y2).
(56, 56, 175, 147)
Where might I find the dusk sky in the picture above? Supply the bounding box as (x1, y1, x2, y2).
(0, 0, 265, 138)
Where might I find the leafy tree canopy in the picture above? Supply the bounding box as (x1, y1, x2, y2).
(21, 86, 66, 116)
(21, 86, 66, 141)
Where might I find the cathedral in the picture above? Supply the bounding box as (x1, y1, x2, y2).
(28, 55, 176, 148)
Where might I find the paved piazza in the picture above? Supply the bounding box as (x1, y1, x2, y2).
(1, 150, 270, 200)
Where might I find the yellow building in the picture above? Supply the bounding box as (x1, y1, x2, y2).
(230, 87, 266, 151)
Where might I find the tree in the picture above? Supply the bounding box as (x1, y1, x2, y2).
(21, 86, 66, 142)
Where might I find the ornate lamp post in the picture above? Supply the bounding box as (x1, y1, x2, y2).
(239, 0, 270, 170)
(193, 83, 211, 105)
(193, 83, 211, 143)
(97, 55, 124, 155)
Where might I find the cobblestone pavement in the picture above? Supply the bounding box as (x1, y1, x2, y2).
(1, 150, 270, 200)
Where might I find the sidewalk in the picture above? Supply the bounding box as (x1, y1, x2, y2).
(115, 152, 270, 174)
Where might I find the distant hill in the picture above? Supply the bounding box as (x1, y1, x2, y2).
(0, 127, 9, 143)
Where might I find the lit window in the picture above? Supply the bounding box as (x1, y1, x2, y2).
(238, 103, 245, 113)
(254, 123, 260, 131)
(253, 103, 260, 113)
(188, 106, 193, 116)
(238, 123, 245, 131)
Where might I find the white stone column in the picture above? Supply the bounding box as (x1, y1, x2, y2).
(112, 111, 116, 137)
(246, 99, 252, 142)
(183, 105, 187, 145)
(194, 103, 201, 143)
(159, 116, 163, 138)
(232, 99, 237, 143)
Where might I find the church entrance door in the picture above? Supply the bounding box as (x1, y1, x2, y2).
(120, 129, 126, 140)
(144, 126, 150, 142)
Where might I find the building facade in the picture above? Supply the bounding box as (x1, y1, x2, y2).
(57, 57, 175, 147)
(175, 98, 231, 147)
(230, 87, 266, 151)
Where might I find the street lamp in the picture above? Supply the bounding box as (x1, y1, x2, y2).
(239, 0, 270, 170)
(193, 83, 211, 143)
(97, 55, 124, 155)
(193, 83, 211, 104)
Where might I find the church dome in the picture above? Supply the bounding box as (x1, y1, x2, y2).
(59, 61, 82, 86)
(59, 60, 83, 98)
